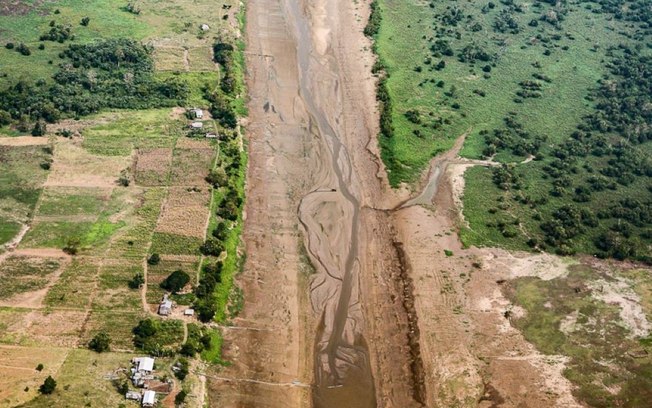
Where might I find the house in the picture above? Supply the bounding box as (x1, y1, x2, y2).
(142, 390, 156, 407)
(200, 24, 210, 31)
(125, 391, 141, 401)
(205, 132, 217, 139)
(184, 308, 195, 316)
(133, 357, 155, 374)
(190, 121, 203, 130)
(158, 295, 172, 316)
(189, 108, 204, 119)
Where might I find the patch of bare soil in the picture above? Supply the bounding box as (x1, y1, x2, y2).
(393, 159, 583, 407)
(0, 0, 50, 16)
(0, 136, 50, 146)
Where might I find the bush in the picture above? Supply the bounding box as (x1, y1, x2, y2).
(36, 363, 44, 372)
(175, 390, 188, 406)
(88, 332, 111, 353)
(200, 239, 224, 257)
(39, 376, 57, 395)
(80, 17, 90, 26)
(147, 253, 161, 265)
(128, 273, 145, 289)
(160, 270, 191, 294)
(32, 120, 47, 136)
(63, 237, 81, 255)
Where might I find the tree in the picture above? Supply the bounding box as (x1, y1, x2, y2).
(128, 272, 145, 289)
(206, 167, 228, 187)
(36, 363, 44, 371)
(32, 120, 47, 136)
(89, 332, 111, 353)
(160, 270, 191, 293)
(80, 17, 90, 26)
(147, 253, 161, 265)
(39, 376, 57, 395)
(200, 239, 224, 257)
(175, 389, 188, 406)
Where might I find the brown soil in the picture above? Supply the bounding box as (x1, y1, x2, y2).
(155, 187, 210, 238)
(0, 136, 50, 146)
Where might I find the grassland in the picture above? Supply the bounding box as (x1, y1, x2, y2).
(375, 0, 625, 184)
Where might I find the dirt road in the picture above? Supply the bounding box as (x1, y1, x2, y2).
(211, 0, 423, 406)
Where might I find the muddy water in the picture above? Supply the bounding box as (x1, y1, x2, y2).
(284, 0, 377, 406)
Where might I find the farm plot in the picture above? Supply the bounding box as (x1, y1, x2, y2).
(188, 46, 216, 71)
(20, 349, 139, 408)
(0, 144, 51, 245)
(146, 256, 200, 304)
(80, 311, 147, 351)
(134, 148, 173, 186)
(169, 147, 216, 186)
(105, 187, 167, 260)
(0, 308, 87, 348)
(36, 187, 111, 218)
(81, 109, 182, 156)
(0, 256, 62, 305)
(44, 258, 100, 309)
(154, 46, 188, 71)
(92, 260, 143, 311)
(45, 142, 130, 188)
(0, 345, 69, 408)
(156, 186, 211, 238)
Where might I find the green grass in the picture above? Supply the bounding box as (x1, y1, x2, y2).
(0, 145, 51, 244)
(506, 265, 652, 407)
(374, 0, 626, 185)
(37, 187, 108, 216)
(200, 328, 225, 364)
(150, 232, 202, 256)
(82, 109, 183, 156)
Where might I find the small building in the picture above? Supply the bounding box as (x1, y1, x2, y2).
(133, 357, 155, 374)
(205, 132, 217, 139)
(142, 390, 156, 407)
(190, 121, 203, 130)
(189, 108, 204, 119)
(125, 391, 141, 401)
(200, 24, 210, 31)
(184, 308, 195, 316)
(158, 295, 172, 316)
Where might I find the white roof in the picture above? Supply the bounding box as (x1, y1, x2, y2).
(190, 122, 203, 128)
(184, 308, 195, 316)
(137, 357, 155, 372)
(142, 390, 156, 405)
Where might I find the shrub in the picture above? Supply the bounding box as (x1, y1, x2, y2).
(128, 273, 145, 289)
(80, 17, 90, 26)
(88, 332, 111, 353)
(147, 253, 161, 265)
(39, 376, 57, 395)
(36, 364, 44, 372)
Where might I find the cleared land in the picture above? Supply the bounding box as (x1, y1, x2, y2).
(0, 0, 243, 406)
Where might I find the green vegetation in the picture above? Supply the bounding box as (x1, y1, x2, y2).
(88, 331, 111, 353)
(372, 0, 652, 261)
(506, 265, 652, 407)
(160, 270, 191, 293)
(150, 232, 202, 255)
(38, 376, 56, 395)
(132, 318, 184, 356)
(0, 256, 60, 300)
(0, 145, 51, 245)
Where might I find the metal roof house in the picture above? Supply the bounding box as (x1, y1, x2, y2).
(189, 108, 204, 119)
(190, 121, 204, 129)
(158, 294, 172, 316)
(133, 357, 155, 373)
(184, 308, 195, 316)
(142, 390, 156, 407)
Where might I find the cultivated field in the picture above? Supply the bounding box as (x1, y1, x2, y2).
(0, 0, 243, 406)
